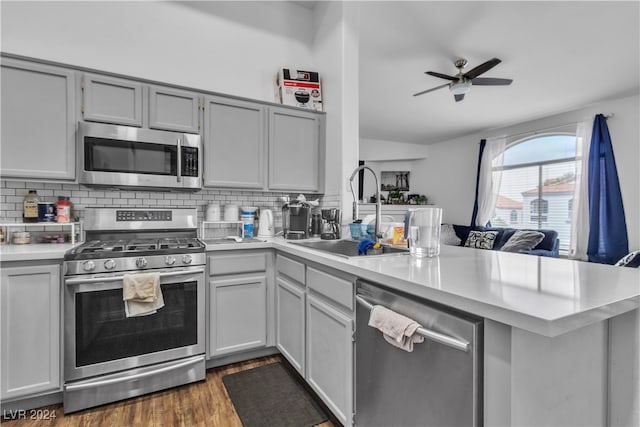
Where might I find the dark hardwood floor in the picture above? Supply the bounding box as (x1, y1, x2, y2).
(1, 356, 335, 427)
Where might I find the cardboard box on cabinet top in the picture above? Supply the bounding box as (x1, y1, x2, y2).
(276, 68, 322, 111)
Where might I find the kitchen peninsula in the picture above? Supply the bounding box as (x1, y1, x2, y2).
(3, 238, 638, 426)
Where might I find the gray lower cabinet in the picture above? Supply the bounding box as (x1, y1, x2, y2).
(275, 254, 354, 426)
(275, 255, 306, 375)
(1, 58, 76, 180)
(268, 107, 324, 193)
(0, 263, 61, 401)
(305, 266, 354, 427)
(203, 96, 266, 189)
(207, 250, 273, 358)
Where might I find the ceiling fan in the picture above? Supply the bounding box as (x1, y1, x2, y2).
(413, 57, 513, 102)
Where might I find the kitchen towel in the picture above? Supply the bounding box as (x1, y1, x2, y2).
(122, 272, 164, 317)
(368, 305, 424, 352)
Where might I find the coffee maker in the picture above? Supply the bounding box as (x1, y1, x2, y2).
(320, 208, 341, 240)
(282, 202, 311, 240)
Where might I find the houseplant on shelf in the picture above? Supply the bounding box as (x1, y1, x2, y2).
(387, 188, 405, 204)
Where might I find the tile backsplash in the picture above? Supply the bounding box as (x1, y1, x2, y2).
(1, 180, 336, 236)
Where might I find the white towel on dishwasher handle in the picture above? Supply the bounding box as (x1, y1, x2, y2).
(368, 304, 425, 352)
(123, 273, 164, 317)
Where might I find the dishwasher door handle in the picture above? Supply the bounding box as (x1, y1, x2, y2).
(356, 294, 470, 353)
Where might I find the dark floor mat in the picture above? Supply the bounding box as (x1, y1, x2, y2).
(222, 362, 329, 427)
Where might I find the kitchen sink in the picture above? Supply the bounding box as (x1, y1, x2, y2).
(290, 239, 408, 258)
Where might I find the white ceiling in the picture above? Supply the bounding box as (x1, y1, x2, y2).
(357, 1, 640, 145)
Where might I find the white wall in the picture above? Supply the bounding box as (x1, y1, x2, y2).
(1, 1, 315, 105)
(311, 1, 360, 218)
(360, 138, 429, 161)
(1, 0, 357, 211)
(415, 93, 640, 250)
(358, 138, 430, 203)
(359, 160, 423, 201)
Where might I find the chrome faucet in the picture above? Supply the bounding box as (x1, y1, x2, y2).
(349, 165, 382, 243)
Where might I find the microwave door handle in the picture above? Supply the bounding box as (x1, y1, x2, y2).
(176, 137, 182, 183)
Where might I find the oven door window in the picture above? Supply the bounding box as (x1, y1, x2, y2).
(84, 137, 177, 176)
(75, 282, 197, 367)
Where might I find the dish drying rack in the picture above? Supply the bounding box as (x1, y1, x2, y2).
(200, 221, 245, 239)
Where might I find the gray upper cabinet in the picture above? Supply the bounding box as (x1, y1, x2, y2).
(203, 96, 266, 189)
(82, 73, 143, 126)
(1, 58, 76, 180)
(149, 86, 200, 133)
(83, 75, 202, 133)
(268, 107, 324, 193)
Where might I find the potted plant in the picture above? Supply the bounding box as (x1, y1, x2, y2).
(414, 195, 427, 205)
(387, 189, 404, 204)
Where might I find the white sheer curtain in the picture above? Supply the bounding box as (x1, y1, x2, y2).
(568, 118, 592, 260)
(476, 137, 506, 227)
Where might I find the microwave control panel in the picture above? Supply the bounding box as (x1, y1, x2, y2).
(181, 147, 199, 177)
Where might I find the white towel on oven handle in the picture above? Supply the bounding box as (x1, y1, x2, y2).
(123, 273, 164, 317)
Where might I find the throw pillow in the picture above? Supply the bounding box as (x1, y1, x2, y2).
(464, 230, 499, 250)
(615, 250, 640, 268)
(500, 230, 546, 253)
(500, 230, 544, 252)
(440, 224, 461, 246)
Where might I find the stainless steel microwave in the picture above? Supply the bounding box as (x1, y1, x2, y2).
(78, 122, 202, 191)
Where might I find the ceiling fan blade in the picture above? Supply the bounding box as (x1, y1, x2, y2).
(454, 93, 465, 102)
(426, 71, 458, 81)
(463, 58, 501, 79)
(413, 83, 449, 97)
(471, 77, 513, 86)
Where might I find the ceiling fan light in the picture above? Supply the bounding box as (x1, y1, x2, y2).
(449, 80, 472, 95)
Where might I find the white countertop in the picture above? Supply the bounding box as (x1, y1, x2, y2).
(3, 237, 638, 337)
(0, 243, 75, 262)
(272, 240, 640, 337)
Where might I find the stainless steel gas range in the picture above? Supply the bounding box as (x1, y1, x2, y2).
(62, 208, 206, 413)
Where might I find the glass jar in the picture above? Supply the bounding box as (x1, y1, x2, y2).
(57, 196, 71, 223)
(23, 190, 40, 223)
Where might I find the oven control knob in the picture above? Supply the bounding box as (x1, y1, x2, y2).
(104, 259, 116, 270)
(182, 254, 193, 265)
(135, 257, 148, 268)
(165, 255, 176, 266)
(82, 260, 96, 272)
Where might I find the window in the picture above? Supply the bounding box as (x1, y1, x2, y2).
(491, 134, 578, 253)
(530, 198, 548, 222)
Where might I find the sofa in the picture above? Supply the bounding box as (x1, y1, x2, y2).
(447, 224, 560, 257)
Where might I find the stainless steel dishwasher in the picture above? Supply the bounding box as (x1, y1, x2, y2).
(355, 281, 483, 427)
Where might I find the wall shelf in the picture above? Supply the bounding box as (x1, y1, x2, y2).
(0, 222, 83, 244)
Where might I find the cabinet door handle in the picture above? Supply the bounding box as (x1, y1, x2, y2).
(356, 294, 470, 352)
(177, 137, 182, 183)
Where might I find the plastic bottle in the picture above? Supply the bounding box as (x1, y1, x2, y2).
(241, 213, 255, 238)
(23, 190, 40, 223)
(56, 196, 71, 223)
